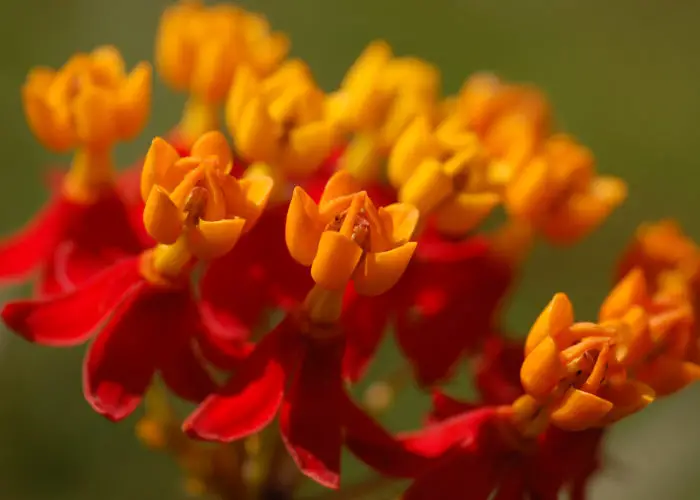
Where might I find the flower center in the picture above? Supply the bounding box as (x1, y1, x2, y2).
(184, 185, 208, 227)
(325, 207, 371, 251)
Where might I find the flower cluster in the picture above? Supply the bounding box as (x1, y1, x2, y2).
(0, 2, 696, 499)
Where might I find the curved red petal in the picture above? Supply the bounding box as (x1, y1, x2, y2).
(183, 317, 302, 442)
(344, 396, 434, 478)
(341, 289, 392, 383)
(475, 337, 525, 406)
(400, 407, 500, 457)
(429, 392, 479, 423)
(280, 337, 345, 489)
(38, 241, 118, 297)
(0, 196, 79, 283)
(83, 281, 159, 421)
(395, 235, 513, 386)
(199, 204, 311, 340)
(1, 257, 142, 346)
(149, 290, 218, 403)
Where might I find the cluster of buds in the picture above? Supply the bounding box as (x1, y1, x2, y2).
(0, 1, 696, 500)
(227, 61, 339, 185)
(156, 0, 289, 145)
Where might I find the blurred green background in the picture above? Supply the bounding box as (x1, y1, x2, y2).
(1, 0, 700, 498)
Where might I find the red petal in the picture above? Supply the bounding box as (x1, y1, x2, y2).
(344, 395, 434, 478)
(400, 407, 501, 457)
(403, 449, 500, 500)
(38, 241, 118, 297)
(395, 235, 512, 386)
(83, 282, 158, 421)
(2, 257, 143, 346)
(183, 317, 302, 442)
(199, 204, 312, 339)
(0, 196, 79, 283)
(280, 337, 345, 489)
(429, 391, 479, 423)
(37, 191, 145, 296)
(149, 289, 218, 403)
(475, 337, 525, 406)
(341, 289, 392, 382)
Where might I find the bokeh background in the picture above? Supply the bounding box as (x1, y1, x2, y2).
(1, 1, 699, 498)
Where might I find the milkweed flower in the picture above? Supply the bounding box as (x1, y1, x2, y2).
(157, 0, 289, 147)
(326, 41, 440, 186)
(0, 47, 151, 296)
(347, 337, 605, 500)
(1, 132, 273, 421)
(184, 170, 418, 489)
(198, 60, 342, 341)
(505, 135, 627, 244)
(227, 60, 340, 188)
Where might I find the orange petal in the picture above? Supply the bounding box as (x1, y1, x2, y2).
(353, 242, 417, 296)
(319, 170, 362, 208)
(599, 379, 655, 424)
(549, 388, 613, 431)
(143, 186, 183, 244)
(377, 203, 420, 246)
(286, 187, 323, 266)
(116, 61, 152, 141)
(636, 354, 700, 397)
(311, 232, 363, 291)
(387, 116, 440, 189)
(398, 158, 452, 217)
(187, 218, 246, 261)
(599, 267, 647, 322)
(433, 192, 500, 237)
(283, 120, 338, 179)
(72, 85, 117, 147)
(524, 293, 574, 356)
(611, 306, 653, 367)
(141, 137, 182, 202)
(191, 131, 233, 171)
(235, 174, 274, 231)
(520, 337, 566, 401)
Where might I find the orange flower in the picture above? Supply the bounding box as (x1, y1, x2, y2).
(326, 41, 440, 184)
(520, 293, 654, 431)
(23, 46, 151, 153)
(505, 135, 627, 244)
(600, 267, 699, 396)
(141, 131, 273, 279)
(156, 1, 289, 144)
(390, 122, 500, 236)
(226, 60, 338, 182)
(286, 170, 418, 296)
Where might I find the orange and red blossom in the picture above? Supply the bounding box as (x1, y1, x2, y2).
(599, 267, 699, 396)
(140, 131, 273, 281)
(0, 132, 275, 422)
(0, 48, 150, 295)
(156, 1, 289, 146)
(286, 170, 418, 303)
(520, 292, 656, 432)
(23, 45, 151, 202)
(226, 60, 339, 190)
(390, 122, 501, 237)
(506, 135, 627, 244)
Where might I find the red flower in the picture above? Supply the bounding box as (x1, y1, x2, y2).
(184, 317, 351, 489)
(0, 189, 144, 297)
(347, 337, 604, 499)
(1, 256, 225, 421)
(393, 229, 514, 385)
